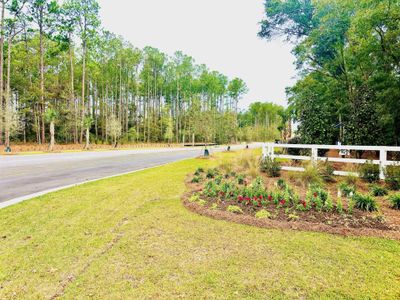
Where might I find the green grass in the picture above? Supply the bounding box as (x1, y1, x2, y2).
(1, 154, 400, 299)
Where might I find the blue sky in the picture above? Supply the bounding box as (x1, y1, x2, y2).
(98, 0, 297, 109)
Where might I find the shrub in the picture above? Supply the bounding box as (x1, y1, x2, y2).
(369, 184, 388, 197)
(260, 156, 281, 177)
(347, 198, 355, 214)
(385, 165, 400, 190)
(255, 209, 271, 219)
(336, 198, 344, 214)
(344, 173, 358, 185)
(218, 158, 234, 175)
(324, 196, 334, 212)
(191, 176, 201, 183)
(237, 151, 259, 169)
(194, 167, 204, 176)
(288, 213, 299, 221)
(210, 203, 219, 210)
(277, 179, 287, 189)
(206, 168, 219, 179)
(318, 160, 335, 183)
(286, 136, 302, 156)
(352, 193, 378, 212)
(359, 161, 380, 183)
(339, 182, 355, 198)
(198, 199, 207, 207)
(189, 194, 200, 203)
(388, 194, 400, 210)
(301, 163, 323, 187)
(227, 205, 243, 214)
(237, 174, 245, 185)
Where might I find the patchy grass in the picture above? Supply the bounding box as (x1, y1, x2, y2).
(0, 153, 400, 299)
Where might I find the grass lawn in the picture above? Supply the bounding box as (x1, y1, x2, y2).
(1, 152, 400, 299)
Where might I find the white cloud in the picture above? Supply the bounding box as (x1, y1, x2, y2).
(98, 0, 297, 109)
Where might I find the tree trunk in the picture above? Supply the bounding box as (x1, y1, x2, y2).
(48, 120, 55, 151)
(80, 41, 86, 143)
(0, 1, 5, 145)
(85, 126, 90, 150)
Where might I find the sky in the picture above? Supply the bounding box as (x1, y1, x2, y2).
(98, 0, 297, 109)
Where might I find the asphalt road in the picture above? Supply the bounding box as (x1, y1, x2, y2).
(0, 144, 260, 205)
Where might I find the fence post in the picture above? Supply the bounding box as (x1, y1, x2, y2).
(262, 143, 267, 159)
(311, 146, 318, 165)
(380, 148, 387, 180)
(271, 143, 275, 160)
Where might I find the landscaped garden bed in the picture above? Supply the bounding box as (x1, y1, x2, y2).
(183, 151, 400, 240)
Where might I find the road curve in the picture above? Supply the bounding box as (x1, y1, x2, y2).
(0, 144, 261, 207)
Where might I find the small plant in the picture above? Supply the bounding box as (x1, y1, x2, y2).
(260, 156, 281, 177)
(198, 199, 207, 207)
(339, 182, 355, 198)
(324, 196, 334, 212)
(255, 209, 271, 219)
(347, 198, 355, 214)
(189, 194, 200, 203)
(194, 167, 204, 176)
(227, 205, 243, 214)
(237, 174, 245, 185)
(301, 163, 323, 187)
(277, 178, 286, 189)
(359, 161, 380, 183)
(288, 213, 299, 221)
(369, 184, 388, 197)
(385, 165, 400, 190)
(388, 194, 400, 210)
(210, 203, 219, 210)
(344, 173, 358, 186)
(352, 193, 378, 212)
(206, 168, 218, 179)
(336, 198, 344, 214)
(218, 158, 234, 175)
(318, 160, 335, 183)
(191, 176, 201, 183)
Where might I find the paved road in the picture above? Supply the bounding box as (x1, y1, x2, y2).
(0, 144, 261, 205)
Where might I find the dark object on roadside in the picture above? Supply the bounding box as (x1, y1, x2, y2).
(246, 145, 249, 149)
(204, 148, 210, 157)
(227, 146, 231, 151)
(5, 146, 11, 153)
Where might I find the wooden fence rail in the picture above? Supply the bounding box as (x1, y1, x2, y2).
(262, 143, 400, 180)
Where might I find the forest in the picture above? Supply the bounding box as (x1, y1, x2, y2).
(260, 0, 400, 146)
(0, 0, 286, 150)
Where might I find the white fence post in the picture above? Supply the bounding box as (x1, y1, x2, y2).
(380, 148, 387, 180)
(311, 146, 318, 165)
(262, 143, 267, 159)
(270, 143, 275, 160)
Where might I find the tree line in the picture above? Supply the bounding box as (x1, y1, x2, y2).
(260, 0, 400, 146)
(0, 0, 257, 150)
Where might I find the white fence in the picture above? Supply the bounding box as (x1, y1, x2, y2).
(262, 143, 400, 180)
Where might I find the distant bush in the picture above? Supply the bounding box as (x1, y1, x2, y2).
(287, 137, 302, 156)
(359, 161, 380, 183)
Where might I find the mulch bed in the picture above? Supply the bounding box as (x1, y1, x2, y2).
(183, 175, 400, 240)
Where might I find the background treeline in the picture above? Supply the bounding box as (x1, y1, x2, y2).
(260, 0, 400, 146)
(0, 0, 274, 149)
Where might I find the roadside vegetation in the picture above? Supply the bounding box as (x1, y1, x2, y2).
(1, 151, 400, 298)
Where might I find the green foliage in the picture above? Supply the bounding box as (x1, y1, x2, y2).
(369, 184, 388, 197)
(191, 176, 201, 183)
(260, 0, 400, 146)
(198, 199, 207, 207)
(227, 205, 243, 214)
(260, 156, 281, 177)
(339, 182, 356, 198)
(288, 214, 299, 221)
(352, 193, 378, 212)
(336, 198, 344, 214)
(385, 166, 400, 191)
(255, 209, 271, 219)
(189, 194, 200, 203)
(300, 163, 323, 187)
(359, 161, 380, 183)
(206, 168, 219, 179)
(318, 160, 335, 183)
(388, 194, 400, 210)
